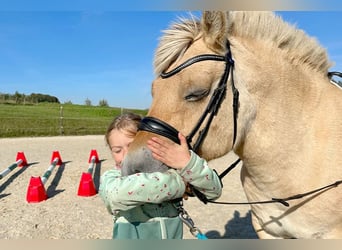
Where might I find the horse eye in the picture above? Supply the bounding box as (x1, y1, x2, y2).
(184, 89, 210, 102)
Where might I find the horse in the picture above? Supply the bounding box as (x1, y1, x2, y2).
(121, 11, 342, 239)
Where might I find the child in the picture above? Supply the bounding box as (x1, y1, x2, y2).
(99, 113, 222, 239)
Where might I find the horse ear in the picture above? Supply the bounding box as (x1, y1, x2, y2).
(201, 11, 228, 53)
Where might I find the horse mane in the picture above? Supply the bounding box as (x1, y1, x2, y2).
(154, 11, 331, 76)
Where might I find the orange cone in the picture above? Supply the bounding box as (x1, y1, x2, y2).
(26, 176, 47, 203)
(77, 172, 97, 197)
(51, 151, 63, 165)
(16, 151, 28, 167)
(88, 149, 99, 163)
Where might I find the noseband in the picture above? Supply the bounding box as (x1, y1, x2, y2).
(138, 116, 180, 144)
(139, 41, 239, 153)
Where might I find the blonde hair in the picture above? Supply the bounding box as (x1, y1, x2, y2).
(105, 113, 142, 146)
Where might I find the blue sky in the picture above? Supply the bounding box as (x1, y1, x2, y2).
(0, 11, 341, 109)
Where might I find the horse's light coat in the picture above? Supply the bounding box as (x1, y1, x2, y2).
(122, 11, 342, 239)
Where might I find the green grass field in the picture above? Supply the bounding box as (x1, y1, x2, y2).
(0, 103, 147, 138)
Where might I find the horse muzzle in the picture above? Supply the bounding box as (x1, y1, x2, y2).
(121, 116, 180, 176)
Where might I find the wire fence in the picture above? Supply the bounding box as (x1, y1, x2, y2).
(0, 104, 147, 138)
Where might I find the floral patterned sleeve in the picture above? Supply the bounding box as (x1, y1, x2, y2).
(99, 168, 185, 212)
(178, 151, 222, 200)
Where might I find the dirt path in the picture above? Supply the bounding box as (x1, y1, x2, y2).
(0, 135, 257, 239)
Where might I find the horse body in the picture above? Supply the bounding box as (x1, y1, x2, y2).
(234, 32, 342, 238)
(122, 11, 342, 238)
(240, 86, 342, 238)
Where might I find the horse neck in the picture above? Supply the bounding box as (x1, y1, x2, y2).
(233, 41, 328, 168)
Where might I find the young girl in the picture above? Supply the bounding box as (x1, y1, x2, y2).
(99, 113, 222, 239)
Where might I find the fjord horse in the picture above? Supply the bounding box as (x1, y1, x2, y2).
(122, 11, 342, 238)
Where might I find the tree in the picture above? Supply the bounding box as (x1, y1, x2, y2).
(98, 99, 109, 107)
(0, 91, 60, 104)
(30, 93, 60, 103)
(85, 98, 92, 106)
(14, 91, 22, 104)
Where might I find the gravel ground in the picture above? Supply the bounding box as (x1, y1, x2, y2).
(0, 135, 257, 239)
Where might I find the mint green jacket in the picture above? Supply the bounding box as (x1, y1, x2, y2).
(99, 151, 222, 239)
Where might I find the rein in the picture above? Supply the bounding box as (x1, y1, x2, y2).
(207, 179, 342, 207)
(187, 158, 342, 207)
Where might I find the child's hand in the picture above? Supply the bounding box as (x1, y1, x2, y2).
(147, 133, 191, 170)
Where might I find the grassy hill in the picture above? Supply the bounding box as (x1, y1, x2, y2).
(0, 103, 147, 138)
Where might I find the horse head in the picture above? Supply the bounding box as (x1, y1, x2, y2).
(121, 11, 254, 176)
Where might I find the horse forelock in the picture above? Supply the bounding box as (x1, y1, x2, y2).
(154, 11, 332, 76)
(154, 15, 201, 76)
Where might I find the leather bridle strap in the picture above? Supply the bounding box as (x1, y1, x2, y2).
(161, 41, 238, 152)
(138, 116, 181, 144)
(207, 180, 342, 207)
(161, 54, 227, 79)
(327, 71, 342, 79)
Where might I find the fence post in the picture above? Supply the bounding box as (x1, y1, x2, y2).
(60, 105, 64, 135)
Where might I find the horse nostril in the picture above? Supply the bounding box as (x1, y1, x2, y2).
(121, 146, 169, 176)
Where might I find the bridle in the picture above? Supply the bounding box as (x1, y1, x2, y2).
(137, 41, 342, 207)
(139, 41, 239, 153)
(139, 58, 342, 156)
(138, 40, 241, 204)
